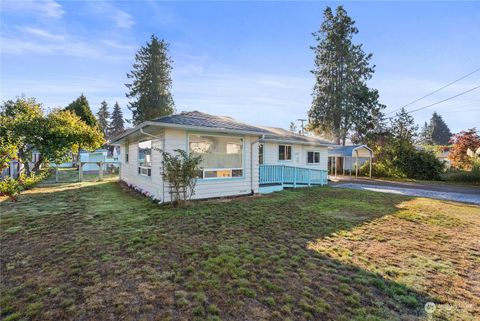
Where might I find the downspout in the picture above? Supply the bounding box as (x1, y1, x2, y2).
(140, 127, 164, 203)
(250, 135, 265, 194)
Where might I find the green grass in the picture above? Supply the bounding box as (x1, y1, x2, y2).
(1, 178, 479, 320)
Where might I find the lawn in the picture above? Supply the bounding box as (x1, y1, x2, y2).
(1, 178, 479, 321)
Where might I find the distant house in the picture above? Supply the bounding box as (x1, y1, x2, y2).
(111, 111, 335, 203)
(79, 147, 120, 173)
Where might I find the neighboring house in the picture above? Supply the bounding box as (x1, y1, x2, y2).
(79, 147, 120, 173)
(328, 145, 374, 177)
(111, 111, 333, 203)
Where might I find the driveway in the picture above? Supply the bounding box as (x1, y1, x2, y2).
(331, 178, 480, 205)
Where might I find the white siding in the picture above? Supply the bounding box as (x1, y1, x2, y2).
(119, 130, 164, 200)
(162, 129, 259, 202)
(119, 128, 260, 203)
(262, 142, 328, 171)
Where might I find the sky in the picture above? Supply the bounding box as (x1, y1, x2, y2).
(1, 0, 479, 133)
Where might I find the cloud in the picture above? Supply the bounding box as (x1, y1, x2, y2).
(86, 2, 135, 29)
(2, 0, 65, 18)
(18, 26, 65, 41)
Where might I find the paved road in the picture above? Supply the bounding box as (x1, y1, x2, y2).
(333, 182, 480, 205)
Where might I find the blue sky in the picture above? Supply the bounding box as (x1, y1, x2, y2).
(1, 1, 479, 133)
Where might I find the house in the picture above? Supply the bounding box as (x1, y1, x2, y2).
(79, 147, 120, 173)
(111, 111, 333, 203)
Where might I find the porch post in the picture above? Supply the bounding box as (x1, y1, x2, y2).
(99, 162, 104, 181)
(79, 162, 83, 182)
(334, 157, 337, 177)
(293, 167, 297, 188)
(308, 169, 311, 186)
(355, 151, 359, 178)
(369, 154, 372, 179)
(281, 165, 285, 187)
(349, 157, 352, 177)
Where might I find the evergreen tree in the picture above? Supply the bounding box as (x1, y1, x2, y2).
(126, 34, 175, 125)
(96, 100, 110, 138)
(419, 121, 433, 145)
(390, 108, 418, 145)
(65, 94, 98, 128)
(289, 121, 297, 133)
(429, 112, 452, 145)
(109, 101, 125, 139)
(308, 6, 384, 145)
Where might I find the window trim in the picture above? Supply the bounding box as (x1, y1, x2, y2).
(137, 139, 152, 177)
(187, 133, 245, 180)
(307, 151, 321, 164)
(278, 145, 292, 161)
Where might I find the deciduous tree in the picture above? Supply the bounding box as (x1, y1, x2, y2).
(449, 128, 480, 169)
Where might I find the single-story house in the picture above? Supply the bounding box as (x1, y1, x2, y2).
(328, 145, 374, 177)
(111, 111, 334, 203)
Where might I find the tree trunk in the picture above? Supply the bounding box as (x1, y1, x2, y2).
(31, 154, 44, 172)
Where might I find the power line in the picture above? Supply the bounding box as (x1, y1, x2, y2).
(404, 85, 480, 114)
(385, 67, 480, 116)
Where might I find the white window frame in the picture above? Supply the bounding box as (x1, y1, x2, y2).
(137, 140, 152, 177)
(307, 151, 321, 164)
(188, 134, 244, 180)
(278, 145, 292, 161)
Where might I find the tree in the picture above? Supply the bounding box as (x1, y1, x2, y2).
(109, 101, 125, 139)
(65, 94, 98, 128)
(39, 109, 104, 165)
(308, 6, 384, 145)
(419, 121, 433, 145)
(1, 96, 104, 176)
(96, 100, 110, 138)
(429, 112, 452, 145)
(390, 108, 418, 148)
(0, 96, 44, 176)
(289, 121, 297, 133)
(449, 128, 480, 170)
(126, 34, 175, 125)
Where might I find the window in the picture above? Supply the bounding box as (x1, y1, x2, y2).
(278, 145, 292, 161)
(307, 151, 321, 164)
(138, 140, 152, 176)
(189, 134, 243, 179)
(125, 142, 129, 163)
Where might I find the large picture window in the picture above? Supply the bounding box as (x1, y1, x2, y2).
(138, 140, 152, 176)
(307, 151, 321, 164)
(278, 145, 292, 161)
(189, 134, 243, 179)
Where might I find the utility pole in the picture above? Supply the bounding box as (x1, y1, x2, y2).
(297, 119, 307, 135)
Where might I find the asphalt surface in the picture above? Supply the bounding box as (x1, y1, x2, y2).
(331, 178, 480, 205)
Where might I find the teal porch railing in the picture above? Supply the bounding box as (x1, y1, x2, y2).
(259, 164, 328, 187)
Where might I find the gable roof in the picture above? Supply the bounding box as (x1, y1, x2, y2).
(328, 145, 373, 157)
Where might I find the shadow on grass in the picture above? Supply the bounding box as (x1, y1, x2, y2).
(0, 182, 444, 320)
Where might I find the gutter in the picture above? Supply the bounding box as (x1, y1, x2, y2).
(250, 135, 265, 194)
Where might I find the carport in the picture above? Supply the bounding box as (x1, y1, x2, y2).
(328, 145, 374, 178)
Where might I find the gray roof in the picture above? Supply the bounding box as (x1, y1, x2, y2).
(111, 111, 334, 147)
(151, 111, 271, 134)
(328, 145, 373, 157)
(258, 126, 334, 146)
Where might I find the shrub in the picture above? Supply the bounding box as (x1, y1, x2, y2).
(0, 170, 49, 201)
(442, 162, 480, 184)
(362, 147, 444, 180)
(0, 177, 22, 201)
